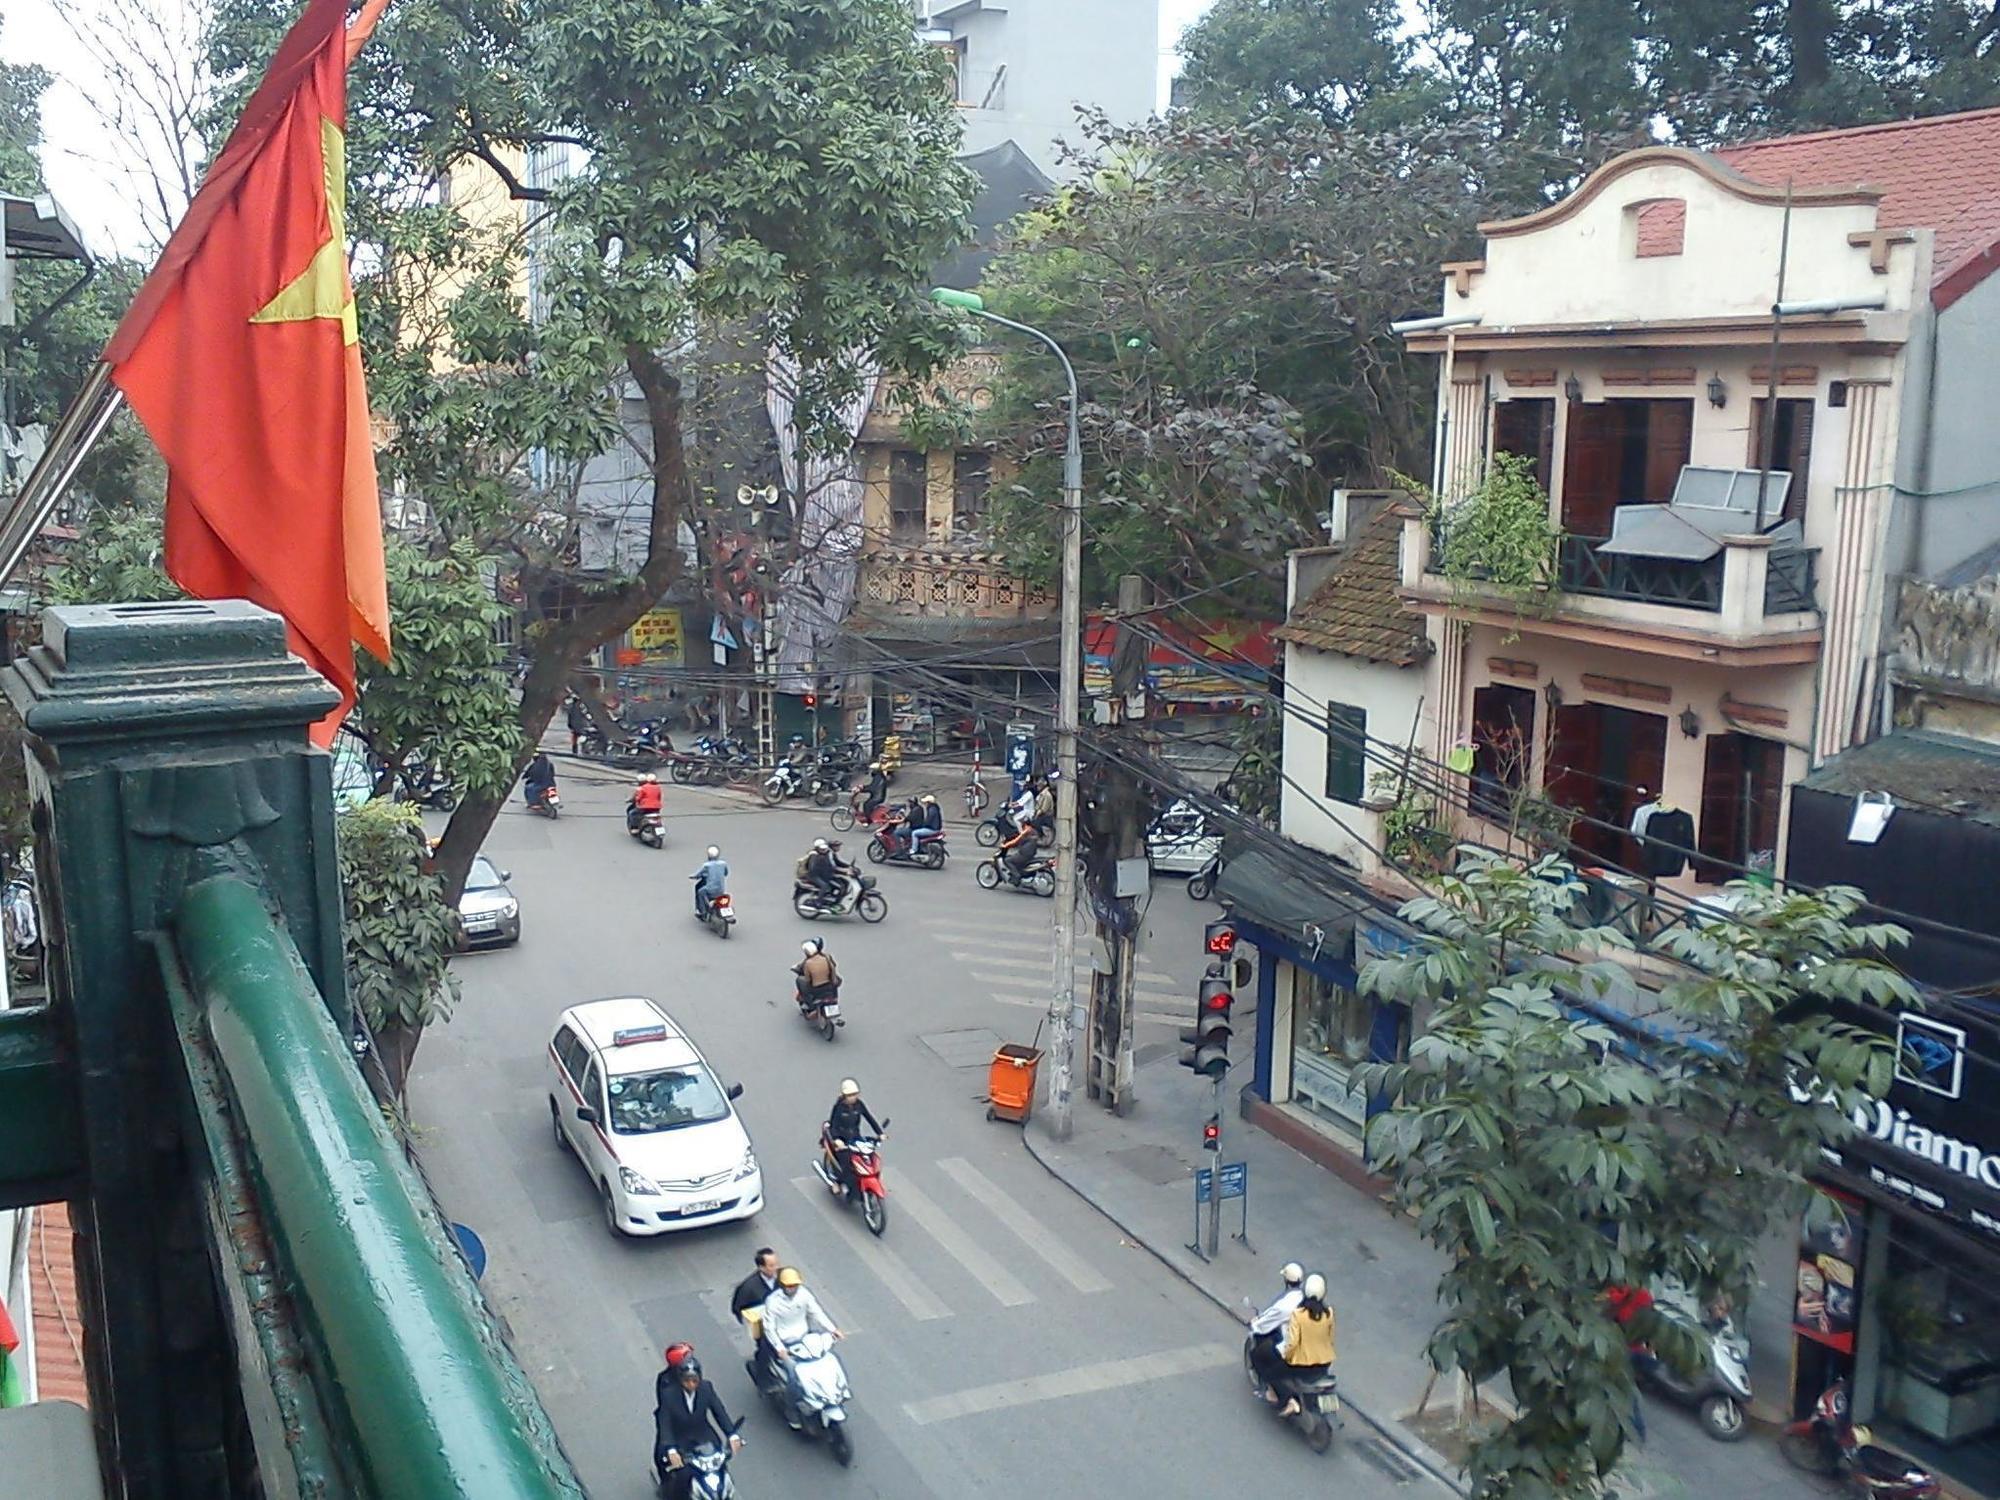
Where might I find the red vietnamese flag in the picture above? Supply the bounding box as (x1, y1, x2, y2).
(103, 0, 392, 744)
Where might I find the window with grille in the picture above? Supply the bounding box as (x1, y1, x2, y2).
(953, 450, 991, 531)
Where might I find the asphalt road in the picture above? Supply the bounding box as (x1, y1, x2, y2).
(410, 763, 1450, 1499)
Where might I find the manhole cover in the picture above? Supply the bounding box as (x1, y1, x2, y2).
(1108, 1143, 1190, 1185)
(920, 1028, 1004, 1068)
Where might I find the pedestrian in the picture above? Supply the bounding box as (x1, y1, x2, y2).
(566, 694, 588, 754)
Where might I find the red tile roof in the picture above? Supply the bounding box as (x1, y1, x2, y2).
(1276, 501, 1430, 667)
(29, 1202, 89, 1408)
(1715, 107, 2000, 309)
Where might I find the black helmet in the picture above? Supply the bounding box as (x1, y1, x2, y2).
(677, 1356, 703, 1381)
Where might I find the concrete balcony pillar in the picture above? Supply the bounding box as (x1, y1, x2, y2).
(1402, 513, 1431, 589)
(1718, 534, 1775, 633)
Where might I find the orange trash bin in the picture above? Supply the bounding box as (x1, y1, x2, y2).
(986, 1043, 1042, 1123)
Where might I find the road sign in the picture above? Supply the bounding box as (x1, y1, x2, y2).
(1193, 1163, 1247, 1204)
(629, 607, 684, 662)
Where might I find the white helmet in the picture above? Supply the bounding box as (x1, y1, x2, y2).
(813, 838, 830, 852)
(641, 772, 657, 783)
(1280, 1262, 1303, 1286)
(839, 1078, 860, 1098)
(1303, 1273, 1327, 1301)
(801, 939, 821, 957)
(705, 845, 720, 860)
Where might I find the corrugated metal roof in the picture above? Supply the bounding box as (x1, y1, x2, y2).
(1799, 730, 2000, 828)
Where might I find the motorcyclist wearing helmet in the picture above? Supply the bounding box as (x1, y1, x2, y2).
(1031, 772, 1057, 834)
(523, 750, 557, 808)
(628, 771, 663, 830)
(803, 838, 839, 904)
(760, 1267, 842, 1405)
(1276, 1273, 1336, 1415)
(794, 938, 840, 1019)
(999, 818, 1043, 882)
(860, 761, 890, 818)
(825, 1079, 884, 1197)
(1248, 1263, 1305, 1397)
(907, 793, 943, 858)
(653, 1351, 742, 1495)
(692, 845, 727, 918)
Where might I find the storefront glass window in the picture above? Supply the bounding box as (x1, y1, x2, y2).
(1290, 973, 1374, 1133)
(1871, 1213, 2000, 1478)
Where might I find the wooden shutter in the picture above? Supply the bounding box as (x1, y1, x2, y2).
(1325, 703, 1367, 803)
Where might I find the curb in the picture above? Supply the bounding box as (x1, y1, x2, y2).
(1018, 1124, 1470, 1495)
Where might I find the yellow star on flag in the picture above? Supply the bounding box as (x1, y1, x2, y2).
(249, 117, 357, 345)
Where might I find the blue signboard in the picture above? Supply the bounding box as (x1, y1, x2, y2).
(1194, 1164, 1248, 1204)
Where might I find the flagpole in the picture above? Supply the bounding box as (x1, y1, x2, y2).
(0, 362, 125, 589)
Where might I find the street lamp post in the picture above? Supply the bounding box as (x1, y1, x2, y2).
(934, 286, 1081, 1141)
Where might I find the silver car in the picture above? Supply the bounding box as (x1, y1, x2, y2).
(457, 855, 521, 948)
(1147, 800, 1222, 875)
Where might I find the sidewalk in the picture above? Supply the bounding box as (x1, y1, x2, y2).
(1019, 1049, 1817, 1499)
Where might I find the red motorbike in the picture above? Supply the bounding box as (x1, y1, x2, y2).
(812, 1123, 889, 1236)
(1782, 1380, 1939, 1497)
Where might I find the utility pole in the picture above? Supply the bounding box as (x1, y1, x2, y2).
(1089, 573, 1147, 1114)
(929, 286, 1082, 1141)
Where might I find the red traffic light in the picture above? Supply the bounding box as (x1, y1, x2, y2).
(802, 693, 818, 708)
(1202, 989, 1233, 1012)
(1203, 920, 1238, 957)
(1202, 1115, 1221, 1150)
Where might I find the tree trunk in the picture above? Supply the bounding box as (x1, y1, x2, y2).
(375, 1017, 422, 1099)
(429, 344, 694, 906)
(1786, 0, 1835, 102)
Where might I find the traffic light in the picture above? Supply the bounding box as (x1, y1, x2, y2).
(1204, 919, 1238, 958)
(1202, 1115, 1221, 1152)
(802, 692, 818, 709)
(1179, 977, 1234, 1077)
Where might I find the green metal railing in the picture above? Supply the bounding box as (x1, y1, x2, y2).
(165, 866, 583, 1500)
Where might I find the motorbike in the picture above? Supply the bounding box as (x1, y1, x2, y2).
(396, 757, 457, 811)
(812, 1124, 890, 1236)
(976, 855, 1056, 898)
(656, 1429, 742, 1500)
(792, 873, 888, 923)
(829, 797, 897, 835)
(866, 824, 947, 870)
(1638, 1282, 1751, 1441)
(692, 879, 736, 939)
(1241, 1329, 1341, 1454)
(973, 809, 1023, 848)
(1187, 850, 1222, 902)
(1783, 1379, 1940, 1497)
(628, 806, 665, 850)
(795, 979, 843, 1041)
(527, 784, 562, 819)
(760, 761, 813, 806)
(752, 1329, 853, 1465)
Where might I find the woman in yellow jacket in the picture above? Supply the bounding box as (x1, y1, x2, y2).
(1276, 1273, 1335, 1416)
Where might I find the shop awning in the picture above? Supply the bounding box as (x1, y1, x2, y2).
(1214, 844, 1366, 950)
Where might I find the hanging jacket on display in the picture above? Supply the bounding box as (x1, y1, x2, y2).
(1638, 808, 1695, 878)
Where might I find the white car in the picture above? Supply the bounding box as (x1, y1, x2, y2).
(547, 997, 764, 1237)
(1147, 799, 1223, 874)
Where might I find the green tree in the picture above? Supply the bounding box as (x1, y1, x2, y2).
(1360, 854, 1916, 1499)
(975, 109, 1483, 605)
(335, 797, 461, 1096)
(209, 0, 974, 903)
(1178, 0, 1410, 129)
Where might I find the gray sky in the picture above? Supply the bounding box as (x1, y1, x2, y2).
(5, 0, 1222, 260)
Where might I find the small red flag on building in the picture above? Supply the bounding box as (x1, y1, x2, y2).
(103, 0, 393, 744)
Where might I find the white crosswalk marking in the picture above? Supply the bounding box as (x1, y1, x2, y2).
(934, 1158, 1112, 1295)
(950, 951, 1044, 970)
(889, 1178, 1036, 1307)
(902, 1343, 1239, 1425)
(788, 1177, 951, 1322)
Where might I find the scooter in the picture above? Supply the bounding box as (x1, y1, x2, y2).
(1638, 1282, 1752, 1441)
(813, 1126, 889, 1235)
(760, 761, 808, 806)
(796, 979, 843, 1041)
(976, 856, 1055, 898)
(1240, 1329, 1341, 1454)
(655, 1425, 743, 1499)
(628, 806, 665, 849)
(792, 874, 888, 923)
(527, 785, 562, 819)
(1783, 1379, 1940, 1497)
(1187, 850, 1222, 902)
(973, 810, 1023, 848)
(397, 758, 458, 811)
(692, 879, 736, 939)
(866, 825, 948, 870)
(753, 1330, 853, 1466)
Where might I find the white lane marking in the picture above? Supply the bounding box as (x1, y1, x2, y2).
(902, 1343, 1239, 1425)
(950, 951, 1045, 970)
(788, 1177, 951, 1322)
(928, 930, 1050, 951)
(934, 1157, 1112, 1295)
(888, 1177, 1036, 1307)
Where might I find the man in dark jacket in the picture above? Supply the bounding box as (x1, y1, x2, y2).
(825, 1078, 884, 1197)
(565, 696, 588, 753)
(860, 761, 890, 818)
(907, 794, 943, 858)
(653, 1355, 741, 1495)
(730, 1247, 783, 1386)
(523, 751, 557, 808)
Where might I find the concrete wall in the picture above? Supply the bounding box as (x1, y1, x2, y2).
(1279, 644, 1429, 874)
(938, 0, 1160, 178)
(1900, 269, 2000, 581)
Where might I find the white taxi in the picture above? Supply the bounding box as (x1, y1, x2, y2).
(547, 997, 764, 1237)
